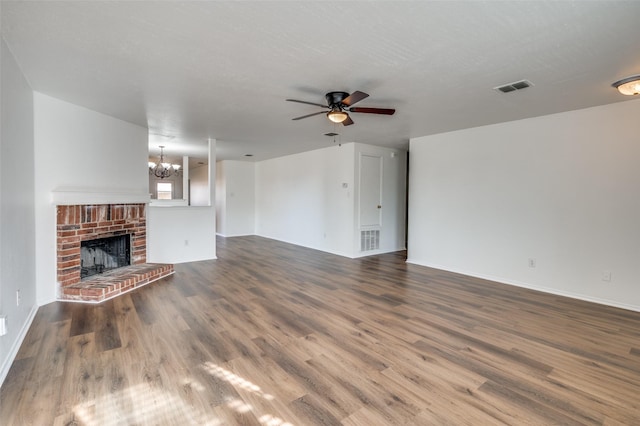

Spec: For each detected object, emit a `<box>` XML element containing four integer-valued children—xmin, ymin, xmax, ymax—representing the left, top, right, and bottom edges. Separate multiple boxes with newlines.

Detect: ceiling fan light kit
<box><xmin>287</xmin><ymin>90</ymin><xmax>395</xmax><ymax>126</ymax></box>
<box><xmin>327</xmin><ymin>109</ymin><xmax>349</xmax><ymax>123</ymax></box>
<box><xmin>612</xmin><ymin>74</ymin><xmax>640</xmax><ymax>95</ymax></box>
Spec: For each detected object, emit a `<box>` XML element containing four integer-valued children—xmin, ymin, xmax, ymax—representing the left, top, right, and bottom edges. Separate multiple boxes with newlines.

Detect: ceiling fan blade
<box><xmin>342</xmin><ymin>116</ymin><xmax>354</xmax><ymax>126</ymax></box>
<box><xmin>349</xmin><ymin>107</ymin><xmax>395</xmax><ymax>115</ymax></box>
<box><xmin>341</xmin><ymin>91</ymin><xmax>369</xmax><ymax>106</ymax></box>
<box><xmin>286</xmin><ymin>99</ymin><xmax>328</xmax><ymax>108</ymax></box>
<box><xmin>292</xmin><ymin>111</ymin><xmax>326</xmax><ymax>120</ymax></box>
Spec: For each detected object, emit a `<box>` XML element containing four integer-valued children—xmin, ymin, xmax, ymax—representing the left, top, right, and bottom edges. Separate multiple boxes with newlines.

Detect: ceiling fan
<box><xmin>286</xmin><ymin>91</ymin><xmax>395</xmax><ymax>126</ymax></box>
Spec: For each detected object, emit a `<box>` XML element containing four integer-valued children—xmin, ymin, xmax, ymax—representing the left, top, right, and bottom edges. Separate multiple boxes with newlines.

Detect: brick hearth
<box><xmin>56</xmin><ymin>203</ymin><xmax>173</xmax><ymax>303</ymax></box>
<box><xmin>60</xmin><ymin>263</ymin><xmax>174</xmax><ymax>303</ymax></box>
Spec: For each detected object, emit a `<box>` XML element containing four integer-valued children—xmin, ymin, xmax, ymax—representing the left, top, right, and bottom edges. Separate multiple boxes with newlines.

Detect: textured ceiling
<box><xmin>2</xmin><ymin>1</ymin><xmax>640</xmax><ymax>162</ymax></box>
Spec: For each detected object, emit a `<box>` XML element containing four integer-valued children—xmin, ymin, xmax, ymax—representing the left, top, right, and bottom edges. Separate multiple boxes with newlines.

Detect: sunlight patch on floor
<box><xmin>181</xmin><ymin>377</ymin><xmax>206</xmax><ymax>391</ymax></box>
<box><xmin>202</xmin><ymin>362</ymin><xmax>294</xmax><ymax>425</ymax></box>
<box><xmin>259</xmin><ymin>414</ymin><xmax>295</xmax><ymax>426</ymax></box>
<box><xmin>73</xmin><ymin>382</ymin><xmax>220</xmax><ymax>426</ymax></box>
<box><xmin>202</xmin><ymin>361</ymin><xmax>274</xmax><ymax>400</ymax></box>
<box><xmin>227</xmin><ymin>398</ymin><xmax>253</xmax><ymax>413</ymax></box>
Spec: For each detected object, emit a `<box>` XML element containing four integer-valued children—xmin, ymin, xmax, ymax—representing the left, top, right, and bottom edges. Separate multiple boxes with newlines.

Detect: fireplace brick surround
<box><xmin>56</xmin><ymin>203</ymin><xmax>173</xmax><ymax>302</ymax></box>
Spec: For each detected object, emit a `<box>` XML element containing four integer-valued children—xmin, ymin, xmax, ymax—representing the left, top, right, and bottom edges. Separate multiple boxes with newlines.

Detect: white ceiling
<box><xmin>2</xmin><ymin>1</ymin><xmax>640</xmax><ymax>162</ymax></box>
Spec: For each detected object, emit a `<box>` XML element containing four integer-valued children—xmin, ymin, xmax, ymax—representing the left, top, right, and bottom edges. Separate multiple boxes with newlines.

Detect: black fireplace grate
<box><xmin>80</xmin><ymin>234</ymin><xmax>131</xmax><ymax>279</ymax></box>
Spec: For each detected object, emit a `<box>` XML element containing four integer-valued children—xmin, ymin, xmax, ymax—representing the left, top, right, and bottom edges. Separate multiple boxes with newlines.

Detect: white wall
<box><xmin>147</xmin><ymin>140</ymin><xmax>216</xmax><ymax>263</ymax></box>
<box><xmin>256</xmin><ymin>144</ymin><xmax>355</xmax><ymax>257</ymax></box>
<box><xmin>215</xmin><ymin>161</ymin><xmax>227</xmax><ymax>234</ymax></box>
<box><xmin>216</xmin><ymin>160</ymin><xmax>255</xmax><ymax>237</ymax></box>
<box><xmin>33</xmin><ymin>92</ymin><xmax>149</xmax><ymax>304</ymax></box>
<box><xmin>146</xmin><ymin>207</ymin><xmax>217</xmax><ymax>263</ymax></box>
<box><xmin>254</xmin><ymin>142</ymin><xmax>407</xmax><ymax>258</ymax></box>
<box><xmin>1</xmin><ymin>38</ymin><xmax>38</xmax><ymax>386</ymax></box>
<box><xmin>190</xmin><ymin>164</ymin><xmax>210</xmax><ymax>206</ymax></box>
<box><xmin>352</xmin><ymin>143</ymin><xmax>407</xmax><ymax>256</ymax></box>
<box><xmin>408</xmin><ymin>99</ymin><xmax>640</xmax><ymax>311</ymax></box>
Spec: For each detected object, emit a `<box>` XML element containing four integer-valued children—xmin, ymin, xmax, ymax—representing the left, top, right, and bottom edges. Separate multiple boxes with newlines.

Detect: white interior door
<box><xmin>359</xmin><ymin>154</ymin><xmax>383</xmax><ymax>228</ymax></box>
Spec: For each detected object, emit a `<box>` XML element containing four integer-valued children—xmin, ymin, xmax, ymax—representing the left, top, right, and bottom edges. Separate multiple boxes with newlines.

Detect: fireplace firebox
<box><xmin>81</xmin><ymin>234</ymin><xmax>131</xmax><ymax>279</ymax></box>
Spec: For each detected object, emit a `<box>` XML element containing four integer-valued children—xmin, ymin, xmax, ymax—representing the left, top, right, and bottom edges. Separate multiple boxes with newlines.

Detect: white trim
<box><xmin>171</xmin><ymin>255</ymin><xmax>217</xmax><ymax>263</ymax></box>
<box><xmin>256</xmin><ymin>234</ymin><xmax>355</xmax><ymax>259</ymax></box>
<box><xmin>149</xmin><ymin>199</ymin><xmax>188</xmax><ymax>207</ymax></box>
<box><xmin>217</xmin><ymin>233</ymin><xmax>256</xmax><ymax>238</ymax></box>
<box><xmin>0</xmin><ymin>305</ymin><xmax>38</xmax><ymax>388</ymax></box>
<box><xmin>51</xmin><ymin>187</ymin><xmax>150</xmax><ymax>205</ymax></box>
<box><xmin>406</xmin><ymin>259</ymin><xmax>640</xmax><ymax>313</ymax></box>
<box><xmin>255</xmin><ymin>234</ymin><xmax>405</xmax><ymax>260</ymax></box>
<box><xmin>353</xmin><ymin>247</ymin><xmax>406</xmax><ymax>258</ymax></box>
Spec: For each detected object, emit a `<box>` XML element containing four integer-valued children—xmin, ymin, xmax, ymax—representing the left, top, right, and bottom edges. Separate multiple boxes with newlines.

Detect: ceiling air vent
<box><xmin>494</xmin><ymin>79</ymin><xmax>533</xmax><ymax>93</ymax></box>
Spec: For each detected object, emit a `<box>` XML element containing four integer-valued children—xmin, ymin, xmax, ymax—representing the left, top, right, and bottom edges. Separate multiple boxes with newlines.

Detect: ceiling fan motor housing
<box><xmin>325</xmin><ymin>91</ymin><xmax>350</xmax><ymax>107</ymax></box>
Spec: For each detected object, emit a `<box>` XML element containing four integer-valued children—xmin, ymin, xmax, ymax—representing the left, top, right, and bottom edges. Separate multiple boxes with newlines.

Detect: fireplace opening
<box><xmin>81</xmin><ymin>234</ymin><xmax>131</xmax><ymax>279</ymax></box>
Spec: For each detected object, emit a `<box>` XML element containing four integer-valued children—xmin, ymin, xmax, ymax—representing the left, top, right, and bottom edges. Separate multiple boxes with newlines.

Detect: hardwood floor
<box><xmin>2</xmin><ymin>236</ymin><xmax>640</xmax><ymax>425</ymax></box>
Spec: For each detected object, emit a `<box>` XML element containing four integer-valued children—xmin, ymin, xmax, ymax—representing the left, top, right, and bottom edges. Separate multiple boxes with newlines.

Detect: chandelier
<box><xmin>148</xmin><ymin>146</ymin><xmax>181</xmax><ymax>179</ymax></box>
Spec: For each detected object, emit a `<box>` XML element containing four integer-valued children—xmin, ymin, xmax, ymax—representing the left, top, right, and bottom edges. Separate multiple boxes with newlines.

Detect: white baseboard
<box><xmin>405</xmin><ymin>259</ymin><xmax>640</xmax><ymax>313</ymax></box>
<box><xmin>353</xmin><ymin>245</ymin><xmax>406</xmax><ymax>259</ymax></box>
<box><xmin>254</xmin><ymin>234</ymin><xmax>406</xmax><ymax>260</ymax></box>
<box><xmin>217</xmin><ymin>233</ymin><xmax>256</xmax><ymax>238</ymax></box>
<box><xmin>0</xmin><ymin>304</ymin><xmax>38</xmax><ymax>388</ymax></box>
<box><xmin>255</xmin><ymin>234</ymin><xmax>355</xmax><ymax>259</ymax></box>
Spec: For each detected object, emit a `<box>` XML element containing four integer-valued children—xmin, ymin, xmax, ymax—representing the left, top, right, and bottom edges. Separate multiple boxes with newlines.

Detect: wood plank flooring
<box><xmin>2</xmin><ymin>235</ymin><xmax>640</xmax><ymax>425</ymax></box>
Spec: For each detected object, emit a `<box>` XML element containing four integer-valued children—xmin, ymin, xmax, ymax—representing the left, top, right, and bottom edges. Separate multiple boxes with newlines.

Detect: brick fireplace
<box><xmin>57</xmin><ymin>203</ymin><xmax>173</xmax><ymax>302</ymax></box>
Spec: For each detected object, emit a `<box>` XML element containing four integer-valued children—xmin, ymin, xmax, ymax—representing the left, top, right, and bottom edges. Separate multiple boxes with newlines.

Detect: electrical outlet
<box><xmin>184</xmin><ymin>240</ymin><xmax>189</xmax><ymax>246</ymax></box>
<box><xmin>0</xmin><ymin>316</ymin><xmax>7</xmax><ymax>336</ymax></box>
<box><xmin>602</xmin><ymin>270</ymin><xmax>612</xmax><ymax>282</ymax></box>
<box><xmin>528</xmin><ymin>258</ymin><xmax>536</xmax><ymax>268</ymax></box>
<box><xmin>16</xmin><ymin>290</ymin><xmax>21</xmax><ymax>307</ymax></box>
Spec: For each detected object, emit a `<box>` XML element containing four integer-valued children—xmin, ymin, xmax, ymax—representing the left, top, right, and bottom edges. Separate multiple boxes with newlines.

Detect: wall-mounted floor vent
<box><xmin>494</xmin><ymin>79</ymin><xmax>533</xmax><ymax>93</ymax></box>
<box><xmin>361</xmin><ymin>230</ymin><xmax>380</xmax><ymax>251</ymax></box>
